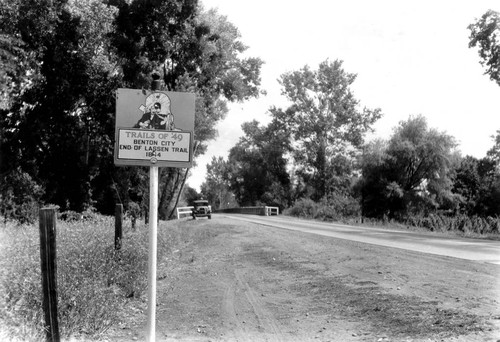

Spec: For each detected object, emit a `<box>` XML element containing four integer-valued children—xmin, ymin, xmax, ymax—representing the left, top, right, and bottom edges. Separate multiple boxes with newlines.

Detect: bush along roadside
<box><xmin>403</xmin><ymin>214</ymin><xmax>500</xmax><ymax>236</ymax></box>
<box><xmin>285</xmin><ymin>199</ymin><xmax>500</xmax><ymax>239</ymax></box>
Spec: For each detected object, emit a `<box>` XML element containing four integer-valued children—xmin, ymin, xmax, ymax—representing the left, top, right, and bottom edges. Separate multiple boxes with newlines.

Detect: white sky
<box><xmin>187</xmin><ymin>0</ymin><xmax>500</xmax><ymax>191</ymax></box>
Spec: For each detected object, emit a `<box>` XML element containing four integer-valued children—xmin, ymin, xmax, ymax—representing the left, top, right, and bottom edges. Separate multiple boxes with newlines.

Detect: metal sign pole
<box><xmin>146</xmin><ymin>165</ymin><xmax>158</xmax><ymax>342</ymax></box>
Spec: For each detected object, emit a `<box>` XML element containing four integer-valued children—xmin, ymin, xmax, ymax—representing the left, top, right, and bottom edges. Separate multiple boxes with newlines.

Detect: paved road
<box><xmin>222</xmin><ymin>214</ymin><xmax>500</xmax><ymax>265</ymax></box>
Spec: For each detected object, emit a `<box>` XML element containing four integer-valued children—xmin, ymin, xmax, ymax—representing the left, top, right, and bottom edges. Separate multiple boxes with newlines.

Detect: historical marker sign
<box><xmin>114</xmin><ymin>88</ymin><xmax>196</xmax><ymax>342</ymax></box>
<box><xmin>114</xmin><ymin>88</ymin><xmax>195</xmax><ymax>168</ymax></box>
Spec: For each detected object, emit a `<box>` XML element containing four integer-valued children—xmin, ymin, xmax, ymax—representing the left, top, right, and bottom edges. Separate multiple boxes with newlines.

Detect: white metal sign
<box><xmin>117</xmin><ymin>129</ymin><xmax>192</xmax><ymax>164</ymax></box>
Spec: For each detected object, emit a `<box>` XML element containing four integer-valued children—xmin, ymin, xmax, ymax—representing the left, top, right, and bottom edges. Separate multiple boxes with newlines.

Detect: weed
<box><xmin>0</xmin><ymin>215</ymin><xmax>155</xmax><ymax>341</ymax></box>
<box><xmin>286</xmin><ymin>200</ymin><xmax>500</xmax><ymax>239</ymax></box>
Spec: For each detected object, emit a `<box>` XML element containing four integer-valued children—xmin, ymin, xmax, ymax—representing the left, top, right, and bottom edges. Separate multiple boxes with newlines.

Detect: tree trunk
<box><xmin>158</xmin><ymin>168</ymin><xmax>178</xmax><ymax>220</ymax></box>
<box><xmin>168</xmin><ymin>168</ymin><xmax>190</xmax><ymax>220</ymax></box>
<box><xmin>314</xmin><ymin>138</ymin><xmax>328</xmax><ymax>200</ymax></box>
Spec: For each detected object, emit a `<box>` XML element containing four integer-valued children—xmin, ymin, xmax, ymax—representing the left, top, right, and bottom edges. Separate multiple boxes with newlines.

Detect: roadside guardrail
<box><xmin>176</xmin><ymin>206</ymin><xmax>279</xmax><ymax>219</ymax></box>
<box><xmin>176</xmin><ymin>206</ymin><xmax>193</xmax><ymax>219</ymax></box>
<box><xmin>215</xmin><ymin>206</ymin><xmax>279</xmax><ymax>216</ymax></box>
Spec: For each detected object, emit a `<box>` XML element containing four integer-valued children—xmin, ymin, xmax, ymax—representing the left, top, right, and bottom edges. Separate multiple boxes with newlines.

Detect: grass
<box><xmin>0</xmin><ymin>212</ymin><xmax>223</xmax><ymax>341</ymax></box>
<box><xmin>0</xmin><ymin>215</ymin><xmax>159</xmax><ymax>341</ymax></box>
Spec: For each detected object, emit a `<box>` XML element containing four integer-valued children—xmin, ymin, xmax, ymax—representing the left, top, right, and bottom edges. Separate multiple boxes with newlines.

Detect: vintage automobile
<box><xmin>191</xmin><ymin>200</ymin><xmax>212</xmax><ymax>219</ymax></box>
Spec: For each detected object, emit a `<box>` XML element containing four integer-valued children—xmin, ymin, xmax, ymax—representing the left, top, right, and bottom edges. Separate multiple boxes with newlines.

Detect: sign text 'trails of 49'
<box><xmin>114</xmin><ymin>88</ymin><xmax>195</xmax><ymax>168</ymax></box>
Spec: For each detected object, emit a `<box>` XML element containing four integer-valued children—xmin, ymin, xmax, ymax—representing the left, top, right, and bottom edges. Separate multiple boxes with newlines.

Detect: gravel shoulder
<box><xmin>107</xmin><ymin>216</ymin><xmax>500</xmax><ymax>342</ymax></box>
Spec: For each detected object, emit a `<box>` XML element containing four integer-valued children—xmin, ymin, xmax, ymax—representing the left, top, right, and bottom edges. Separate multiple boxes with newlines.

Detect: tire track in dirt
<box><xmin>221</xmin><ymin>280</ymin><xmax>247</xmax><ymax>341</ymax></box>
<box><xmin>233</xmin><ymin>269</ymin><xmax>287</xmax><ymax>342</ymax></box>
<box><xmin>219</xmin><ymin>267</ymin><xmax>289</xmax><ymax>342</ymax></box>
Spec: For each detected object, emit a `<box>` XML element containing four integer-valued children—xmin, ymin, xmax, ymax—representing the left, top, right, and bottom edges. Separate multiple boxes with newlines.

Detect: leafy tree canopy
<box><xmin>0</xmin><ymin>0</ymin><xmax>263</xmax><ymax>216</ymax></box>
<box><xmin>361</xmin><ymin>115</ymin><xmax>459</xmax><ymax>218</ymax></box>
<box><xmin>227</xmin><ymin>119</ymin><xmax>292</xmax><ymax>209</ymax></box>
<box><xmin>273</xmin><ymin>59</ymin><xmax>382</xmax><ymax>200</ymax></box>
<box><xmin>469</xmin><ymin>10</ymin><xmax>500</xmax><ymax>86</ymax></box>
<box><xmin>200</xmin><ymin>156</ymin><xmax>236</xmax><ymax>209</ymax></box>
<box><xmin>486</xmin><ymin>129</ymin><xmax>500</xmax><ymax>166</ymax></box>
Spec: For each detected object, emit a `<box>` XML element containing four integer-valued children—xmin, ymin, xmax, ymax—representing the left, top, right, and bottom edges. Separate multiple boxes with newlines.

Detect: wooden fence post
<box><xmin>115</xmin><ymin>204</ymin><xmax>123</xmax><ymax>250</ymax></box>
<box><xmin>39</xmin><ymin>208</ymin><xmax>60</xmax><ymax>342</ymax></box>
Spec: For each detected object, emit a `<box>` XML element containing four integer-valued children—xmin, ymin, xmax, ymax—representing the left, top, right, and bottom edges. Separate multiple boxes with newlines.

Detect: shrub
<box><xmin>126</xmin><ymin>201</ymin><xmax>142</xmax><ymax>230</ymax></box>
<box><xmin>286</xmin><ymin>195</ymin><xmax>361</xmax><ymax>222</ymax></box>
<box><xmin>59</xmin><ymin>210</ymin><xmax>83</xmax><ymax>222</ymax></box>
<box><xmin>487</xmin><ymin>216</ymin><xmax>500</xmax><ymax>234</ymax></box>
<box><xmin>286</xmin><ymin>198</ymin><xmax>319</xmax><ymax>219</ymax></box>
<box><xmin>404</xmin><ymin>213</ymin><xmax>500</xmax><ymax>237</ymax></box>
<box><xmin>0</xmin><ymin>168</ymin><xmax>44</xmax><ymax>224</ymax></box>
<box><xmin>324</xmin><ymin>195</ymin><xmax>361</xmax><ymax>218</ymax></box>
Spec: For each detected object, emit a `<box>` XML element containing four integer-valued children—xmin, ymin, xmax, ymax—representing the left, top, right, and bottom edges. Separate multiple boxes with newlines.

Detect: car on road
<box><xmin>191</xmin><ymin>200</ymin><xmax>212</xmax><ymax>219</ymax></box>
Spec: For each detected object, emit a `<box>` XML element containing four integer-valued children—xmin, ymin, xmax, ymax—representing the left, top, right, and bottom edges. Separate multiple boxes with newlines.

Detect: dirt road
<box><xmin>107</xmin><ymin>216</ymin><xmax>500</xmax><ymax>342</ymax></box>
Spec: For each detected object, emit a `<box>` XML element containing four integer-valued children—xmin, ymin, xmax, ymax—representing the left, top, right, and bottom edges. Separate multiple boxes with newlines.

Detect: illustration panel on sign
<box><xmin>134</xmin><ymin>92</ymin><xmax>181</xmax><ymax>131</ymax></box>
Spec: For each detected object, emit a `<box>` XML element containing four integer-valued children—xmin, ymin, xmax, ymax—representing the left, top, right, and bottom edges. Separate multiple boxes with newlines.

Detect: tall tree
<box><xmin>468</xmin><ymin>10</ymin><xmax>500</xmax><ymax>86</ymax></box>
<box><xmin>0</xmin><ymin>0</ymin><xmax>36</xmax><ymax>109</ymax></box>
<box><xmin>467</xmin><ymin>12</ymin><xmax>500</xmax><ymax>217</ymax></box>
<box><xmin>200</xmin><ymin>156</ymin><xmax>234</xmax><ymax>209</ymax></box>
<box><xmin>452</xmin><ymin>154</ymin><xmax>500</xmax><ymax>217</ymax></box>
<box><xmin>0</xmin><ymin>0</ymin><xmax>120</xmax><ymax>211</ymax></box>
<box><xmin>476</xmin><ymin>132</ymin><xmax>500</xmax><ymax>216</ymax></box>
<box><xmin>452</xmin><ymin>155</ymin><xmax>481</xmax><ymax>214</ymax></box>
<box><xmin>274</xmin><ymin>59</ymin><xmax>382</xmax><ymax>200</ymax></box>
<box><xmin>0</xmin><ymin>0</ymin><xmax>263</xmax><ymax>217</ymax></box>
<box><xmin>361</xmin><ymin>115</ymin><xmax>459</xmax><ymax>218</ymax></box>
<box><xmin>227</xmin><ymin>119</ymin><xmax>291</xmax><ymax>209</ymax></box>
<box><xmin>109</xmin><ymin>1</ymin><xmax>263</xmax><ymax>218</ymax></box>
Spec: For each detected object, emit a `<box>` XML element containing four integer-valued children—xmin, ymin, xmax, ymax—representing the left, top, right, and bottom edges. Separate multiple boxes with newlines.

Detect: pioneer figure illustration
<box><xmin>134</xmin><ymin>92</ymin><xmax>179</xmax><ymax>130</ymax></box>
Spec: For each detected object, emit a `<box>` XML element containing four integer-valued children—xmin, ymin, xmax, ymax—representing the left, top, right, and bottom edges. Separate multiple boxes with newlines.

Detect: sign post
<box><xmin>146</xmin><ymin>165</ymin><xmax>158</xmax><ymax>341</ymax></box>
<box><xmin>114</xmin><ymin>88</ymin><xmax>195</xmax><ymax>341</ymax></box>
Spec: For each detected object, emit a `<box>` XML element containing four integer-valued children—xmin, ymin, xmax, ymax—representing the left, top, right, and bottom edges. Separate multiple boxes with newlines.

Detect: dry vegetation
<box><xmin>1</xmin><ymin>215</ymin><xmax>499</xmax><ymax>342</ymax></box>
